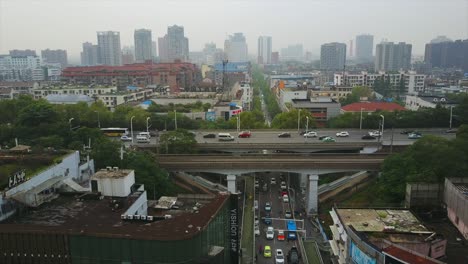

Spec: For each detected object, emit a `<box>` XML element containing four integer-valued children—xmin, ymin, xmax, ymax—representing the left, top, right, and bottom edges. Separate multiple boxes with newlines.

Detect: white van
<box><xmin>136</xmin><ymin>135</ymin><xmax>150</xmax><ymax>143</ymax></box>
<box><xmin>218</xmin><ymin>133</ymin><xmax>235</xmax><ymax>141</ymax></box>
<box><xmin>138</xmin><ymin>132</ymin><xmax>151</xmax><ymax>139</ymax></box>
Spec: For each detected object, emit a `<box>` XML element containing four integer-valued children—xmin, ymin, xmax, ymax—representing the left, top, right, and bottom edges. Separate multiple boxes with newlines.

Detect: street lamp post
<box><xmin>305</xmin><ymin>116</ymin><xmax>309</xmax><ymax>143</ymax></box>
<box><xmin>130</xmin><ymin>116</ymin><xmax>135</xmax><ymax>144</ymax></box>
<box><xmin>359</xmin><ymin>108</ymin><xmax>364</xmax><ymax>130</ymax></box>
<box><xmin>297</xmin><ymin>109</ymin><xmax>301</xmax><ymax>133</ymax></box>
<box><xmin>94</xmin><ymin>111</ymin><xmax>101</xmax><ymax>128</ymax></box>
<box><xmin>68</xmin><ymin>118</ymin><xmax>74</xmax><ymax>131</ymax></box>
<box><xmin>174</xmin><ymin>110</ymin><xmax>178</xmax><ymax>130</ymax></box>
<box><xmin>380</xmin><ymin>115</ymin><xmax>385</xmax><ymax>142</ymax></box>
<box><xmin>146</xmin><ymin>117</ymin><xmax>151</xmax><ymax>133</ymax></box>
<box><xmin>449</xmin><ymin>106</ymin><xmax>453</xmax><ymax>129</ymax></box>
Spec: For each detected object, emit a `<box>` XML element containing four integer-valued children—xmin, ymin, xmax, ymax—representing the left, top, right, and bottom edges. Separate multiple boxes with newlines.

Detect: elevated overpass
<box><xmin>156</xmin><ymin>153</ymin><xmax>387</xmax><ymax>215</ymax></box>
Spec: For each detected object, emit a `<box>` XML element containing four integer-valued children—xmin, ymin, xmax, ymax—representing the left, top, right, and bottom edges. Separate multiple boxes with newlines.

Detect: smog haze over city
<box><xmin>0</xmin><ymin>0</ymin><xmax>466</xmax><ymax>63</ymax></box>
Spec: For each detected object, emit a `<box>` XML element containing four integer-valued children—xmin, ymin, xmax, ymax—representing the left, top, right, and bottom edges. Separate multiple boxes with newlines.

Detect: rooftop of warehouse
<box><xmin>0</xmin><ymin>191</ymin><xmax>229</xmax><ymax>241</ymax></box>
<box><xmin>336</xmin><ymin>208</ymin><xmax>430</xmax><ymax>233</ymax></box>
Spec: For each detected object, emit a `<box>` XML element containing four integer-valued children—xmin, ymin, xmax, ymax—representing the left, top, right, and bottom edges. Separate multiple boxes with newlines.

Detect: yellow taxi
<box><xmin>263</xmin><ymin>245</ymin><xmax>272</xmax><ymax>258</ymax></box>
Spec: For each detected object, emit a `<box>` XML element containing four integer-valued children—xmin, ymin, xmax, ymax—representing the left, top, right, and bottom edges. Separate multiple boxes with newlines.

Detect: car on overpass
<box><xmin>278</xmin><ymin>132</ymin><xmax>291</xmax><ymax>138</ymax></box>
<box><xmin>362</xmin><ymin>134</ymin><xmax>377</xmax><ymax>140</ymax></box>
<box><xmin>202</xmin><ymin>133</ymin><xmax>216</xmax><ymax>138</ymax></box>
<box><xmin>120</xmin><ymin>135</ymin><xmax>132</xmax><ymax>141</ymax></box>
<box><xmin>368</xmin><ymin>130</ymin><xmax>382</xmax><ymax>137</ymax></box>
<box><xmin>400</xmin><ymin>130</ymin><xmax>415</xmax><ymax>135</ymax></box>
<box><xmin>218</xmin><ymin>133</ymin><xmax>235</xmax><ymax>141</ymax></box>
<box><xmin>321</xmin><ymin>136</ymin><xmax>336</xmax><ymax>142</ymax></box>
<box><xmin>238</xmin><ymin>131</ymin><xmax>252</xmax><ymax>138</ymax></box>
<box><xmin>408</xmin><ymin>132</ymin><xmax>422</xmax><ymax>139</ymax></box>
<box><xmin>445</xmin><ymin>128</ymin><xmax>457</xmax><ymax>133</ymax></box>
<box><xmin>303</xmin><ymin>131</ymin><xmax>317</xmax><ymax>138</ymax></box>
<box><xmin>336</xmin><ymin>131</ymin><xmax>349</xmax><ymax>137</ymax></box>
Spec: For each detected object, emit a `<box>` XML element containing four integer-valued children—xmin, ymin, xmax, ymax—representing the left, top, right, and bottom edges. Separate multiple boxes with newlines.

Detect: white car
<box><xmin>285</xmin><ymin>210</ymin><xmax>292</xmax><ymax>218</ymax></box>
<box><xmin>270</xmin><ymin>178</ymin><xmax>276</xmax><ymax>185</ymax></box>
<box><xmin>266</xmin><ymin>226</ymin><xmax>274</xmax><ymax>240</ymax></box>
<box><xmin>280</xmin><ymin>181</ymin><xmax>287</xmax><ymax>190</ymax></box>
<box><xmin>282</xmin><ymin>194</ymin><xmax>289</xmax><ymax>203</ymax></box>
<box><xmin>368</xmin><ymin>130</ymin><xmax>381</xmax><ymax>137</ymax></box>
<box><xmin>275</xmin><ymin>249</ymin><xmax>285</xmax><ymax>264</ymax></box>
<box><xmin>336</xmin><ymin>131</ymin><xmax>349</xmax><ymax>137</ymax></box>
<box><xmin>303</xmin><ymin>131</ymin><xmax>317</xmax><ymax>138</ymax></box>
<box><xmin>120</xmin><ymin>135</ymin><xmax>132</xmax><ymax>141</ymax></box>
<box><xmin>254</xmin><ymin>225</ymin><xmax>260</xmax><ymax>236</ymax></box>
<box><xmin>254</xmin><ymin>215</ymin><xmax>259</xmax><ymax>225</ymax></box>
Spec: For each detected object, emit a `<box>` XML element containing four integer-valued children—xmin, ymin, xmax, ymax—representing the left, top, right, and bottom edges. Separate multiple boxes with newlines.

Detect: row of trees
<box><xmin>252</xmin><ymin>68</ymin><xmax>282</xmax><ymax>118</ymax></box>
<box><xmin>375</xmin><ymin>125</ymin><xmax>468</xmax><ymax>204</ymax></box>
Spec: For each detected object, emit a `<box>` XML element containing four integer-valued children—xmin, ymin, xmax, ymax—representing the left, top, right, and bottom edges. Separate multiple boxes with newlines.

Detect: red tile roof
<box><xmin>342</xmin><ymin>102</ymin><xmax>406</xmax><ymax>112</ymax></box>
<box><xmin>383</xmin><ymin>246</ymin><xmax>445</xmax><ymax>264</ymax></box>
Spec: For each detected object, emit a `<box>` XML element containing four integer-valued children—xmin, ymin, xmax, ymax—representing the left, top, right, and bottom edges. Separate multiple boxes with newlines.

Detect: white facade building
<box><xmin>279</xmin><ymin>89</ymin><xmax>308</xmax><ymax>109</ymax></box>
<box><xmin>224</xmin><ymin>33</ymin><xmax>248</xmax><ymax>63</ymax></box>
<box><xmin>405</xmin><ymin>95</ymin><xmax>456</xmax><ymax>110</ymax></box>
<box><xmin>91</xmin><ymin>168</ymin><xmax>135</xmax><ymax>197</ymax></box>
<box><xmin>0</xmin><ymin>55</ymin><xmax>43</xmax><ymax>81</ymax></box>
<box><xmin>257</xmin><ymin>36</ymin><xmax>272</xmax><ymax>64</ymax></box>
<box><xmin>334</xmin><ymin>71</ymin><xmax>425</xmax><ymax>94</ymax></box>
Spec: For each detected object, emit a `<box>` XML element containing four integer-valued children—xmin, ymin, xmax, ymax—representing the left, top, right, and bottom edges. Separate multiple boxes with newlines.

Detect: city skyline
<box><xmin>0</xmin><ymin>0</ymin><xmax>466</xmax><ymax>63</ymax></box>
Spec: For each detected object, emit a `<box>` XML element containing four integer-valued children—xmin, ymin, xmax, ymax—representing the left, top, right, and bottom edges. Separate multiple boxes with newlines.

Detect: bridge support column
<box><xmin>300</xmin><ymin>173</ymin><xmax>307</xmax><ymax>189</ymax></box>
<box><xmin>227</xmin><ymin>174</ymin><xmax>237</xmax><ymax>194</ymax></box>
<box><xmin>305</xmin><ymin>174</ymin><xmax>319</xmax><ymax>215</ymax></box>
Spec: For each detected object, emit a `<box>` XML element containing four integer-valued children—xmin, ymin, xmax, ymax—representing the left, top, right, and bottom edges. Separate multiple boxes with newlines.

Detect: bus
<box><xmin>100</xmin><ymin>128</ymin><xmax>129</xmax><ymax>137</ymax></box>
<box><xmin>287</xmin><ymin>220</ymin><xmax>297</xmax><ymax>240</ymax></box>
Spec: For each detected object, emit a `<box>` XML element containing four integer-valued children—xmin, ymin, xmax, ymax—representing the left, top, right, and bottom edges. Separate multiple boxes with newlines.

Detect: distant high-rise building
<box><xmin>158</xmin><ymin>25</ymin><xmax>189</xmax><ymax>62</ymax></box>
<box><xmin>320</xmin><ymin>42</ymin><xmax>346</xmax><ymax>71</ymax></box>
<box><xmin>375</xmin><ymin>42</ymin><xmax>412</xmax><ymax>72</ymax></box>
<box><xmin>97</xmin><ymin>31</ymin><xmax>122</xmax><ymax>66</ymax></box>
<box><xmin>425</xmin><ymin>39</ymin><xmax>468</xmax><ymax>72</ymax></box>
<box><xmin>349</xmin><ymin>40</ymin><xmax>354</xmax><ymax>57</ymax></box>
<box><xmin>203</xmin><ymin>42</ymin><xmax>223</xmax><ymax>65</ymax></box>
<box><xmin>41</xmin><ymin>49</ymin><xmax>68</xmax><ymax>67</ymax></box>
<box><xmin>280</xmin><ymin>44</ymin><xmax>303</xmax><ymax>61</ymax></box>
<box><xmin>121</xmin><ymin>46</ymin><xmax>135</xmax><ymax>65</ymax></box>
<box><xmin>224</xmin><ymin>33</ymin><xmax>249</xmax><ymax>62</ymax></box>
<box><xmin>9</xmin><ymin>50</ymin><xmax>36</xmax><ymax>57</ymax></box>
<box><xmin>355</xmin><ymin>34</ymin><xmax>374</xmax><ymax>62</ymax></box>
<box><xmin>134</xmin><ymin>29</ymin><xmax>152</xmax><ymax>62</ymax></box>
<box><xmin>152</xmin><ymin>41</ymin><xmax>157</xmax><ymax>59</ymax></box>
<box><xmin>80</xmin><ymin>42</ymin><xmax>99</xmax><ymax>66</ymax></box>
<box><xmin>430</xmin><ymin>35</ymin><xmax>453</xmax><ymax>44</ymax></box>
<box><xmin>257</xmin><ymin>36</ymin><xmax>272</xmax><ymax>64</ymax></box>
<box><xmin>271</xmin><ymin>52</ymin><xmax>279</xmax><ymax>64</ymax></box>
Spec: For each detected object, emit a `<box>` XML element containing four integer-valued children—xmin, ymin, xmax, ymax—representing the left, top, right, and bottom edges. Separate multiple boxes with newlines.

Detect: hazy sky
<box><xmin>0</xmin><ymin>0</ymin><xmax>467</xmax><ymax>62</ymax></box>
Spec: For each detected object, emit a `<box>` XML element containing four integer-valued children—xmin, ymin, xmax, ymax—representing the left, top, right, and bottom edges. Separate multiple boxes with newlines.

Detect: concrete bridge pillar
<box><xmin>300</xmin><ymin>173</ymin><xmax>307</xmax><ymax>189</ymax></box>
<box><xmin>227</xmin><ymin>174</ymin><xmax>237</xmax><ymax>193</ymax></box>
<box><xmin>305</xmin><ymin>174</ymin><xmax>319</xmax><ymax>215</ymax></box>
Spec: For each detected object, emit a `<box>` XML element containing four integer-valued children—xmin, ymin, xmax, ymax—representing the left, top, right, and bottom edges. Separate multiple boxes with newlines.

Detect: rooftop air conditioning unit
<box><xmin>134</xmin><ymin>215</ymin><xmax>141</xmax><ymax>220</ymax></box>
<box><xmin>140</xmin><ymin>215</ymin><xmax>147</xmax><ymax>221</ymax></box>
<box><xmin>106</xmin><ymin>166</ymin><xmax>112</xmax><ymax>171</ymax></box>
<box><xmin>127</xmin><ymin>215</ymin><xmax>134</xmax><ymax>220</ymax></box>
<box><xmin>440</xmin><ymin>98</ymin><xmax>446</xmax><ymax>102</ymax></box>
<box><xmin>113</xmin><ymin>167</ymin><xmax>118</xmax><ymax>171</ymax></box>
<box><xmin>164</xmin><ymin>215</ymin><xmax>172</xmax><ymax>219</ymax></box>
<box><xmin>147</xmin><ymin>216</ymin><xmax>154</xmax><ymax>221</ymax></box>
<box><xmin>433</xmin><ymin>98</ymin><xmax>439</xmax><ymax>102</ymax></box>
<box><xmin>121</xmin><ymin>215</ymin><xmax>127</xmax><ymax>220</ymax></box>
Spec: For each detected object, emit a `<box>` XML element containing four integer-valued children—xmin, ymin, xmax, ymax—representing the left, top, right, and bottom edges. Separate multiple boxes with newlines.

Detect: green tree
<box><xmin>159</xmin><ymin>129</ymin><xmax>197</xmax><ymax>154</ymax></box>
<box><xmin>271</xmin><ymin>109</ymin><xmax>314</xmax><ymax>129</ymax></box>
<box><xmin>18</xmin><ymin>100</ymin><xmax>58</xmax><ymax>126</ymax></box>
<box><xmin>123</xmin><ymin>151</ymin><xmax>175</xmax><ymax>199</ymax></box>
<box><xmin>340</xmin><ymin>86</ymin><xmax>373</xmax><ymax>106</ymax></box>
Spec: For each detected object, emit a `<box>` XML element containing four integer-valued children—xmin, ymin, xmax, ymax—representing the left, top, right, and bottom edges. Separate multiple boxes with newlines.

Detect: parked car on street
<box><xmin>336</xmin><ymin>131</ymin><xmax>349</xmax><ymax>137</ymax></box>
<box><xmin>203</xmin><ymin>133</ymin><xmax>216</xmax><ymax>138</ymax></box>
<box><xmin>278</xmin><ymin>132</ymin><xmax>291</xmax><ymax>138</ymax></box>
<box><xmin>254</xmin><ymin>224</ymin><xmax>260</xmax><ymax>236</ymax></box>
<box><xmin>238</xmin><ymin>131</ymin><xmax>252</xmax><ymax>138</ymax></box>
<box><xmin>303</xmin><ymin>131</ymin><xmax>317</xmax><ymax>138</ymax></box>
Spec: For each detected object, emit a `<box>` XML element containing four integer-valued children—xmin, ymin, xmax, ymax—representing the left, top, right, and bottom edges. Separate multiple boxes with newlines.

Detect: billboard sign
<box><xmin>205</xmin><ymin>111</ymin><xmax>216</xmax><ymax>122</ymax></box>
<box><xmin>350</xmin><ymin>241</ymin><xmax>376</xmax><ymax>264</ymax></box>
<box><xmin>230</xmin><ymin>193</ymin><xmax>239</xmax><ymax>263</ymax></box>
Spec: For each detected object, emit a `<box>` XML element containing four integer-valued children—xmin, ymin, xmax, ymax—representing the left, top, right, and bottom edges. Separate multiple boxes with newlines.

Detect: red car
<box><xmin>238</xmin><ymin>131</ymin><xmax>252</xmax><ymax>138</ymax></box>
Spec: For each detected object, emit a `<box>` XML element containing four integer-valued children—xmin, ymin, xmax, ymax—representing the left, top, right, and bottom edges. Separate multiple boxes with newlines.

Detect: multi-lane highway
<box><xmin>255</xmin><ymin>172</ymin><xmax>303</xmax><ymax>264</ymax></box>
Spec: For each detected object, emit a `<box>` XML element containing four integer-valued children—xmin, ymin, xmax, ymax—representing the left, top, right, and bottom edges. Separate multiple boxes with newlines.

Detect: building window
<box><xmin>455</xmin><ymin>216</ymin><xmax>459</xmax><ymax>225</ymax></box>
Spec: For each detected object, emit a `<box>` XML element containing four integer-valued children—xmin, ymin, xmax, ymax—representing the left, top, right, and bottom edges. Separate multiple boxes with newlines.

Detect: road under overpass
<box><xmin>156</xmin><ymin>153</ymin><xmax>387</xmax><ymax>215</ymax></box>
